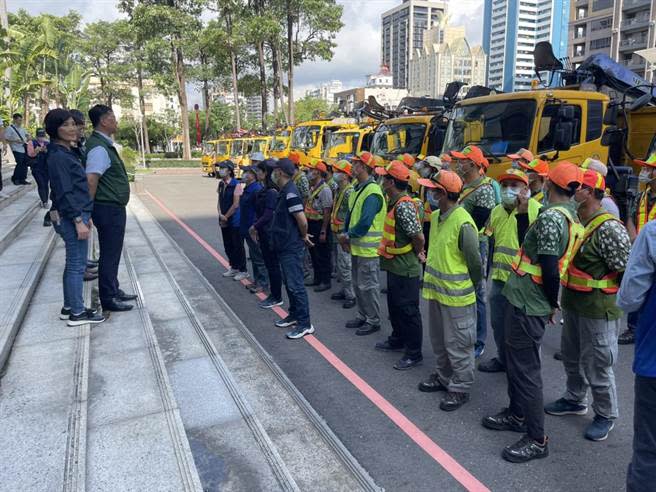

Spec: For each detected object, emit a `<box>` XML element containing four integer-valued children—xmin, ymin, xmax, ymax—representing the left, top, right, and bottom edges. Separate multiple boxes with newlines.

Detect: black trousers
<box><xmin>307</xmin><ymin>219</ymin><xmax>331</xmax><ymax>285</ymax></box>
<box><xmin>627</xmin><ymin>375</ymin><xmax>656</xmax><ymax>491</ymax></box>
<box><xmin>92</xmin><ymin>203</ymin><xmax>126</xmax><ymax>305</ymax></box>
<box><xmin>504</xmin><ymin>305</ymin><xmax>548</xmax><ymax>440</ymax></box>
<box><xmin>387</xmin><ymin>271</ymin><xmax>423</xmax><ymax>358</ymax></box>
<box><xmin>32</xmin><ymin>163</ymin><xmax>49</xmax><ymax>203</ymax></box>
<box><xmin>11</xmin><ymin>151</ymin><xmax>29</xmax><ymax>183</ymax></box>
<box><xmin>260</xmin><ymin>235</ymin><xmax>282</xmax><ymax>301</ymax></box>
<box><xmin>221</xmin><ymin>225</ymin><xmax>246</xmax><ymax>272</ymax></box>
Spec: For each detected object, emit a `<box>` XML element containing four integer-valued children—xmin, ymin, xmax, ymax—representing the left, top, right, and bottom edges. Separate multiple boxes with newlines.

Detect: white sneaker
<box><xmin>233</xmin><ymin>271</ymin><xmax>249</xmax><ymax>281</ymax></box>
<box><xmin>222</xmin><ymin>268</ymin><xmax>238</xmax><ymax>277</ymax></box>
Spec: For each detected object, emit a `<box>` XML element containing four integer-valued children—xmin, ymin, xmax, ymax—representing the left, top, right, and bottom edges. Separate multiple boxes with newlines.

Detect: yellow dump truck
<box><xmin>290</xmin><ymin>119</ymin><xmax>359</xmax><ymax>166</ymax></box>
<box><xmin>322</xmin><ymin>125</ymin><xmax>375</xmax><ymax>164</ymax></box>
<box><xmin>201</xmin><ymin>140</ymin><xmax>219</xmax><ymax>176</ymax></box>
<box><xmin>270</xmin><ymin>127</ymin><xmax>292</xmax><ymax>159</ymax></box>
<box><xmin>369</xmin><ymin>114</ymin><xmax>446</xmax><ymax>164</ymax></box>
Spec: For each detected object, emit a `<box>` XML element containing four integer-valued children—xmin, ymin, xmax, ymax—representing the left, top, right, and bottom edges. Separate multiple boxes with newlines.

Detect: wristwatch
<box><xmin>74</xmin><ymin>216</ymin><xmax>83</xmax><ymax>224</ymax></box>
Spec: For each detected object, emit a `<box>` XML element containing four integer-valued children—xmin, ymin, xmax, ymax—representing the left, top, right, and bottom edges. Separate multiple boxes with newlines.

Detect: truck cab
<box><xmin>322</xmin><ymin>125</ymin><xmax>374</xmax><ymax>164</ymax></box>
<box><xmin>270</xmin><ymin>127</ymin><xmax>292</xmax><ymax>159</ymax></box>
<box><xmin>290</xmin><ymin>119</ymin><xmax>356</xmax><ymax>166</ymax></box>
<box><xmin>201</xmin><ymin>140</ymin><xmax>219</xmax><ymax>176</ymax></box>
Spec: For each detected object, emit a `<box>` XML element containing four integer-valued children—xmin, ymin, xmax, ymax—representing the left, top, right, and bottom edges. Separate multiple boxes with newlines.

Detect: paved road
<box><xmin>138</xmin><ymin>173</ymin><xmax>635</xmax><ymax>492</ymax></box>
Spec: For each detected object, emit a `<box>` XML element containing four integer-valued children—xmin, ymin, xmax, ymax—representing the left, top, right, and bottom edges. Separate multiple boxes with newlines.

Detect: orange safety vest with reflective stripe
<box><xmin>330</xmin><ymin>184</ymin><xmax>353</xmax><ymax>233</ymax></box>
<box><xmin>511</xmin><ymin>205</ymin><xmax>583</xmax><ymax>284</ymax></box>
<box><xmin>378</xmin><ymin>195</ymin><xmax>420</xmax><ymax>259</ymax></box>
<box><xmin>636</xmin><ymin>190</ymin><xmax>656</xmax><ymax>234</ymax></box>
<box><xmin>561</xmin><ymin>212</ymin><xmax>621</xmax><ymax>294</ymax></box>
<box><xmin>305</xmin><ymin>182</ymin><xmax>328</xmax><ymax>221</ymax></box>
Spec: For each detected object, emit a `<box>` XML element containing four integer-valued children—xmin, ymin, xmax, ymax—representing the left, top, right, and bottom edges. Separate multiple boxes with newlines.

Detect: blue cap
<box><xmin>267</xmin><ymin>158</ymin><xmax>296</xmax><ymax>176</ymax></box>
<box><xmin>218</xmin><ymin>160</ymin><xmax>235</xmax><ymax>171</ymax></box>
<box><xmin>241</xmin><ymin>165</ymin><xmax>258</xmax><ymax>174</ymax></box>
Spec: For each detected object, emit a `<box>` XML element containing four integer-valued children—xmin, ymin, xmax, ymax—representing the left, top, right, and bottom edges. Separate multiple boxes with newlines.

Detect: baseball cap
<box><xmin>418</xmin><ymin>170</ymin><xmax>463</xmax><ymax>193</ymax></box>
<box><xmin>267</xmin><ymin>158</ymin><xmax>296</xmax><ymax>176</ymax></box>
<box><xmin>218</xmin><ymin>160</ymin><xmax>235</xmax><ymax>171</ymax></box>
<box><xmin>634</xmin><ymin>153</ymin><xmax>656</xmax><ymax>168</ymax></box>
<box><xmin>548</xmin><ymin>161</ymin><xmax>584</xmax><ymax>190</ymax></box>
<box><xmin>507</xmin><ymin>148</ymin><xmax>534</xmax><ymax>162</ymax></box>
<box><xmin>498</xmin><ymin>168</ymin><xmax>529</xmax><ymax>185</ymax></box>
<box><xmin>581</xmin><ymin>169</ymin><xmax>606</xmax><ymax>191</ymax></box>
<box><xmin>351</xmin><ymin>151</ymin><xmax>377</xmax><ymax>168</ymax></box>
<box><xmin>519</xmin><ymin>158</ymin><xmax>549</xmax><ymax>176</ymax></box>
<box><xmin>580</xmin><ymin>157</ymin><xmax>608</xmax><ymax>177</ymax></box>
<box><xmin>398</xmin><ymin>153</ymin><xmax>415</xmax><ymax>169</ymax></box>
<box><xmin>375</xmin><ymin>160</ymin><xmax>411</xmax><ymax>182</ymax></box>
<box><xmin>333</xmin><ymin>159</ymin><xmax>352</xmax><ymax>176</ymax></box>
<box><xmin>450</xmin><ymin>145</ymin><xmax>489</xmax><ymax>168</ymax></box>
<box><xmin>240</xmin><ymin>165</ymin><xmax>258</xmax><ymax>174</ymax></box>
<box><xmin>307</xmin><ymin>160</ymin><xmax>328</xmax><ymax>173</ymax></box>
<box><xmin>423</xmin><ymin>155</ymin><xmax>442</xmax><ymax>170</ymax></box>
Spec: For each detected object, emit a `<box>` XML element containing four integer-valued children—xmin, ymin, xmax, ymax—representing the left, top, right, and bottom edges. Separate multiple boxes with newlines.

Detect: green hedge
<box><xmin>146</xmin><ymin>159</ymin><xmax>200</xmax><ymax>168</ymax></box>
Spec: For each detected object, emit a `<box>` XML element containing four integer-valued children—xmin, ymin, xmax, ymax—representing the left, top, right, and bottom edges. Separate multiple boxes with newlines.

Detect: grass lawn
<box><xmin>146</xmin><ymin>159</ymin><xmax>201</xmax><ymax>168</ymax></box>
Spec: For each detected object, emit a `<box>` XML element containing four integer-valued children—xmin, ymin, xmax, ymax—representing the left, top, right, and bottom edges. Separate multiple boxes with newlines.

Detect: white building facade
<box><xmin>306</xmin><ymin>80</ymin><xmax>344</xmax><ymax>104</ymax></box>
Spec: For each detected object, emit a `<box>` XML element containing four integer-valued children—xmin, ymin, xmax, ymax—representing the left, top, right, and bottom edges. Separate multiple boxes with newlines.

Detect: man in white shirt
<box><xmin>4</xmin><ymin>113</ymin><xmax>31</xmax><ymax>185</ymax></box>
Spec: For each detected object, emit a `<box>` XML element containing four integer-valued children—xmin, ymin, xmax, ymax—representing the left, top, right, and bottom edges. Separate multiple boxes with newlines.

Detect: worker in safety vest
<box><xmin>619</xmin><ymin>153</ymin><xmax>656</xmax><ymax>345</ymax></box>
<box><xmin>414</xmin><ymin>156</ymin><xmax>443</xmax><ymax>239</ymax></box>
<box><xmin>330</xmin><ymin>160</ymin><xmax>356</xmax><ymax>309</ymax></box>
<box><xmin>518</xmin><ymin>158</ymin><xmax>549</xmax><ymax>204</ymax></box>
<box><xmin>374</xmin><ymin>160</ymin><xmax>425</xmax><ymax>370</ymax></box>
<box><xmin>545</xmin><ymin>169</ymin><xmax>631</xmax><ymax>442</ymax></box>
<box><xmin>304</xmin><ymin>160</ymin><xmax>333</xmax><ymax>292</ymax></box>
<box><xmin>288</xmin><ymin>151</ymin><xmax>310</xmax><ymax>201</ymax></box>
<box><xmin>483</xmin><ymin>161</ymin><xmax>584</xmax><ymax>464</ymax></box>
<box><xmin>580</xmin><ymin>158</ymin><xmax>620</xmax><ymax>218</ymax></box>
<box><xmin>452</xmin><ymin>145</ymin><xmax>497</xmax><ymax>360</ymax></box>
<box><xmin>478</xmin><ymin>169</ymin><xmax>541</xmax><ymax>373</ymax></box>
<box><xmin>339</xmin><ymin>151</ymin><xmax>387</xmax><ymax>336</ymax></box>
<box><xmin>416</xmin><ymin>170</ymin><xmax>482</xmax><ymax>411</ymax></box>
<box><xmin>507</xmin><ymin>148</ymin><xmax>534</xmax><ymax>170</ymax></box>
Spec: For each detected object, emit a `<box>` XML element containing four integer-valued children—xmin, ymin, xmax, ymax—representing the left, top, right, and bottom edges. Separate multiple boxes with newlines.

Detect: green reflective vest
<box><xmin>347</xmin><ymin>180</ymin><xmax>386</xmax><ymax>258</ymax></box>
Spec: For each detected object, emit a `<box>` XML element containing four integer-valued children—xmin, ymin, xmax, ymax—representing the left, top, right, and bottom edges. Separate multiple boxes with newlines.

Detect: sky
<box><xmin>8</xmin><ymin>0</ymin><xmax>485</xmax><ymax>100</ymax></box>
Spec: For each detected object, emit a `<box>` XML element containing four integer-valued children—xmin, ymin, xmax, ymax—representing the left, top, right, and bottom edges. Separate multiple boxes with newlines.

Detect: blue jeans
<box><xmin>244</xmin><ymin>234</ymin><xmax>268</xmax><ymax>289</ymax></box>
<box><xmin>476</xmin><ymin>240</ymin><xmax>489</xmax><ymax>346</ymax></box>
<box><xmin>489</xmin><ymin>280</ymin><xmax>509</xmax><ymax>365</ymax></box>
<box><xmin>278</xmin><ymin>246</ymin><xmax>311</xmax><ymax>327</ymax></box>
<box><xmin>54</xmin><ymin>215</ymin><xmax>89</xmax><ymax>315</ymax></box>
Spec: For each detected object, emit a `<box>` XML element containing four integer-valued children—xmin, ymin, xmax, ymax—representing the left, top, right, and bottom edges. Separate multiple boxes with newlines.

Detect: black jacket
<box><xmin>47</xmin><ymin>143</ymin><xmax>93</xmax><ymax>220</ymax></box>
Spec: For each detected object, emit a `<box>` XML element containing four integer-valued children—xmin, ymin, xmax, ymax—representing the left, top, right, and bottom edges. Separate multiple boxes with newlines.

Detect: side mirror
<box><xmin>630</xmin><ymin>93</ymin><xmax>652</xmax><ymax>112</ymax></box>
<box><xmin>553</xmin><ymin>121</ymin><xmax>573</xmax><ymax>151</ymax></box>
<box><xmin>603</xmin><ymin>105</ymin><xmax>618</xmax><ymax>126</ymax></box>
<box><xmin>601</xmin><ymin>126</ymin><xmax>625</xmax><ymax>147</ymax></box>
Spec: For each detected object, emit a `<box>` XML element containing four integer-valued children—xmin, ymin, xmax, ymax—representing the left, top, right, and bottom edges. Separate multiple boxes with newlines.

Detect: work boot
<box><xmin>355</xmin><ymin>323</ymin><xmax>380</xmax><ymax>336</ymax></box>
<box><xmin>502</xmin><ymin>435</ymin><xmax>549</xmax><ymax>463</ymax></box>
<box><xmin>440</xmin><ymin>392</ymin><xmax>470</xmax><ymax>411</ymax></box>
<box><xmin>342</xmin><ymin>298</ymin><xmax>356</xmax><ymax>309</ymax></box>
<box><xmin>418</xmin><ymin>373</ymin><xmax>447</xmax><ymax>393</ymax></box>
<box><xmin>618</xmin><ymin>327</ymin><xmax>635</xmax><ymax>345</ymax></box>
<box><xmin>478</xmin><ymin>357</ymin><xmax>505</xmax><ymax>373</ymax></box>
<box><xmin>331</xmin><ymin>292</ymin><xmax>346</xmax><ymax>301</ymax></box>
<box><xmin>482</xmin><ymin>408</ymin><xmax>527</xmax><ymax>432</ymax></box>
<box><xmin>345</xmin><ymin>318</ymin><xmax>366</xmax><ymax>329</ymax></box>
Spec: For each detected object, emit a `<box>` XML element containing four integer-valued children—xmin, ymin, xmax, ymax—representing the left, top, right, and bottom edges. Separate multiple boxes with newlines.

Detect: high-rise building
<box><xmin>569</xmin><ymin>0</ymin><xmax>656</xmax><ymax>78</ymax></box>
<box><xmin>245</xmin><ymin>95</ymin><xmax>263</xmax><ymax>124</ymax></box>
<box><xmin>306</xmin><ymin>80</ymin><xmax>344</xmax><ymax>104</ymax></box>
<box><xmin>381</xmin><ymin>0</ymin><xmax>448</xmax><ymax>89</ymax></box>
<box><xmin>409</xmin><ymin>25</ymin><xmax>487</xmax><ymax>98</ymax></box>
<box><xmin>483</xmin><ymin>0</ymin><xmax>570</xmax><ymax>92</ymax></box>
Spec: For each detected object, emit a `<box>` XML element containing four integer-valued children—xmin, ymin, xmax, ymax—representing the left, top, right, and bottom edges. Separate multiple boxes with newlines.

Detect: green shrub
<box><xmin>191</xmin><ymin>150</ymin><xmax>202</xmax><ymax>158</ymax></box>
<box><xmin>119</xmin><ymin>147</ymin><xmax>139</xmax><ymax>182</ymax></box>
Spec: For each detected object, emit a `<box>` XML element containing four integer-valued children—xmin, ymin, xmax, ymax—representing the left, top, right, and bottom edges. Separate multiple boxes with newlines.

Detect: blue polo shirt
<box><xmin>270</xmin><ymin>180</ymin><xmax>304</xmax><ymax>253</ymax></box>
<box><xmin>239</xmin><ymin>181</ymin><xmax>263</xmax><ymax>236</ymax></box>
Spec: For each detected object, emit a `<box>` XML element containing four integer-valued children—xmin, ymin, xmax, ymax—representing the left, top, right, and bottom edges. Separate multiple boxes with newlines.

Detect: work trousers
<box><xmin>11</xmin><ymin>151</ymin><xmax>28</xmax><ymax>183</ymax></box>
<box><xmin>92</xmin><ymin>203</ymin><xmax>126</xmax><ymax>306</ymax></box>
<box><xmin>627</xmin><ymin>375</ymin><xmax>656</xmax><ymax>492</ymax></box>
<box><xmin>561</xmin><ymin>309</ymin><xmax>619</xmax><ymax>419</ymax></box>
<box><xmin>31</xmin><ymin>162</ymin><xmax>49</xmax><ymax>204</ymax></box>
<box><xmin>428</xmin><ymin>300</ymin><xmax>477</xmax><ymax>393</ymax></box>
<box><xmin>489</xmin><ymin>280</ymin><xmax>510</xmax><ymax>366</ymax></box>
<box><xmin>386</xmin><ymin>272</ymin><xmax>422</xmax><ymax>358</ymax></box>
<box><xmin>475</xmin><ymin>241</ymin><xmax>488</xmax><ymax>346</ymax></box>
<box><xmin>307</xmin><ymin>219</ymin><xmax>331</xmax><ymax>285</ymax></box>
<box><xmin>259</xmin><ymin>236</ymin><xmax>282</xmax><ymax>301</ymax></box>
<box><xmin>333</xmin><ymin>240</ymin><xmax>354</xmax><ymax>299</ymax></box>
<box><xmin>352</xmin><ymin>255</ymin><xmax>381</xmax><ymax>326</ymax></box>
<box><xmin>279</xmin><ymin>246</ymin><xmax>311</xmax><ymax>328</ymax></box>
<box><xmin>244</xmin><ymin>234</ymin><xmax>269</xmax><ymax>289</ymax></box>
<box><xmin>505</xmin><ymin>305</ymin><xmax>548</xmax><ymax>440</ymax></box>
<box><xmin>221</xmin><ymin>225</ymin><xmax>246</xmax><ymax>272</ymax></box>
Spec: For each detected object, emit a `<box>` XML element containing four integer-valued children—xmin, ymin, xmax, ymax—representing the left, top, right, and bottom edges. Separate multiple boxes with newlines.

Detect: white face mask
<box><xmin>501</xmin><ymin>187</ymin><xmax>520</xmax><ymax>206</ymax></box>
<box><xmin>218</xmin><ymin>168</ymin><xmax>228</xmax><ymax>178</ymax></box>
<box><xmin>639</xmin><ymin>168</ymin><xmax>654</xmax><ymax>184</ymax></box>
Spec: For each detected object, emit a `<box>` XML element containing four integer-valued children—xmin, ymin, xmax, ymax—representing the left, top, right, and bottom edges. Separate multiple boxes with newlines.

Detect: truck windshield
<box><xmin>443</xmin><ymin>100</ymin><xmax>537</xmax><ymax>156</ymax></box>
<box><xmin>230</xmin><ymin>141</ymin><xmax>244</xmax><ymax>156</ymax></box>
<box><xmin>271</xmin><ymin>135</ymin><xmax>289</xmax><ymax>151</ymax></box>
<box><xmin>370</xmin><ymin>123</ymin><xmax>426</xmax><ymax>158</ymax></box>
<box><xmin>323</xmin><ymin>132</ymin><xmax>360</xmax><ymax>159</ymax></box>
<box><xmin>252</xmin><ymin>139</ymin><xmax>268</xmax><ymax>153</ymax></box>
<box><xmin>291</xmin><ymin>125</ymin><xmax>321</xmax><ymax>150</ymax></box>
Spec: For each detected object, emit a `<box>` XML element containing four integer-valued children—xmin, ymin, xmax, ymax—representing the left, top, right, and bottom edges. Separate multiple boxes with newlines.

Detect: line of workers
<box><xmin>215</xmin><ymin>146</ymin><xmax>656</xmax><ymax>473</ymax></box>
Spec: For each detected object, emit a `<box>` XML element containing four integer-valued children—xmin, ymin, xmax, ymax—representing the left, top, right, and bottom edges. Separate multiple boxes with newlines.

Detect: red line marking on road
<box><xmin>144</xmin><ymin>189</ymin><xmax>490</xmax><ymax>492</ymax></box>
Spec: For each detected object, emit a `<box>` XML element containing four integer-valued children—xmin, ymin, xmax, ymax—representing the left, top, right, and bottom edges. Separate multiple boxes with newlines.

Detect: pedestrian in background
<box><xmin>268</xmin><ymin>158</ymin><xmax>315</xmax><ymax>339</ymax></box>
<box><xmin>27</xmin><ymin>128</ymin><xmax>51</xmax><ymax>226</ymax></box>
<box><xmin>218</xmin><ymin>160</ymin><xmax>248</xmax><ymax>281</ymax></box>
<box><xmin>330</xmin><ymin>159</ymin><xmax>356</xmax><ymax>309</ymax></box>
<box><xmin>45</xmin><ymin>108</ymin><xmax>104</xmax><ymax>327</ymax></box>
<box><xmin>304</xmin><ymin>160</ymin><xmax>333</xmax><ymax>293</ymax></box>
<box><xmin>70</xmin><ymin>109</ymin><xmax>88</xmax><ymax>167</ymax></box>
<box><xmin>239</xmin><ymin>164</ymin><xmax>269</xmax><ymax>294</ymax></box>
<box><xmin>6</xmin><ymin>113</ymin><xmax>31</xmax><ymax>186</ymax></box>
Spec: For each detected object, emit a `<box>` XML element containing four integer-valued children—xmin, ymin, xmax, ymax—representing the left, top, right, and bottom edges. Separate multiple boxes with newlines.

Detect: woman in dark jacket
<box><xmin>45</xmin><ymin>108</ymin><xmax>105</xmax><ymax>327</ymax></box>
<box><xmin>250</xmin><ymin>159</ymin><xmax>283</xmax><ymax>309</ymax></box>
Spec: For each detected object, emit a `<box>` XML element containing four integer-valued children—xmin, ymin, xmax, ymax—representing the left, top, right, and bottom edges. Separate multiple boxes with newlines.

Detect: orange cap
<box><xmin>313</xmin><ymin>160</ymin><xmax>328</xmax><ymax>173</ymax></box>
<box><xmin>375</xmin><ymin>160</ymin><xmax>410</xmax><ymax>182</ymax></box>
<box><xmin>507</xmin><ymin>148</ymin><xmax>534</xmax><ymax>162</ymax></box>
<box><xmin>548</xmin><ymin>161</ymin><xmax>584</xmax><ymax>190</ymax></box>
<box><xmin>519</xmin><ymin>158</ymin><xmax>549</xmax><ymax>176</ymax></box>
<box><xmin>352</xmin><ymin>151</ymin><xmax>377</xmax><ymax>168</ymax></box>
<box><xmin>451</xmin><ymin>145</ymin><xmax>489</xmax><ymax>168</ymax></box>
<box><xmin>418</xmin><ymin>170</ymin><xmax>463</xmax><ymax>194</ymax></box>
<box><xmin>333</xmin><ymin>159</ymin><xmax>352</xmax><ymax>176</ymax></box>
<box><xmin>581</xmin><ymin>169</ymin><xmax>605</xmax><ymax>190</ymax></box>
<box><xmin>498</xmin><ymin>168</ymin><xmax>529</xmax><ymax>185</ymax></box>
<box><xmin>634</xmin><ymin>153</ymin><xmax>656</xmax><ymax>168</ymax></box>
<box><xmin>398</xmin><ymin>153</ymin><xmax>415</xmax><ymax>169</ymax></box>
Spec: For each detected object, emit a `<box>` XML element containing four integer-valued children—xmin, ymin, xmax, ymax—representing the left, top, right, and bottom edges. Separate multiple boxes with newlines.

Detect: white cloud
<box><xmin>7</xmin><ymin>0</ymin><xmax>123</xmax><ymax>23</ymax></box>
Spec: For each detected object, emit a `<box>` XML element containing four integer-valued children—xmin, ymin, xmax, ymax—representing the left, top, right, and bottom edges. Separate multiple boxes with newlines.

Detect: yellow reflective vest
<box><xmin>347</xmin><ymin>180</ymin><xmax>386</xmax><ymax>257</ymax></box>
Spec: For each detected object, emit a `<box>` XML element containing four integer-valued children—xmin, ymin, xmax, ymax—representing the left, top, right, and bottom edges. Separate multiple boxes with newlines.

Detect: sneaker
<box><xmin>233</xmin><ymin>271</ymin><xmax>249</xmax><ymax>281</ymax></box>
<box><xmin>222</xmin><ymin>268</ymin><xmax>238</xmax><ymax>277</ymax></box>
<box><xmin>375</xmin><ymin>340</ymin><xmax>404</xmax><ymax>352</ymax></box>
<box><xmin>418</xmin><ymin>373</ymin><xmax>448</xmax><ymax>393</ymax></box>
<box><xmin>502</xmin><ymin>435</ymin><xmax>549</xmax><ymax>463</ymax></box>
<box><xmin>440</xmin><ymin>391</ymin><xmax>470</xmax><ymax>411</ymax></box>
<box><xmin>286</xmin><ymin>325</ymin><xmax>315</xmax><ymax>339</ymax></box>
<box><xmin>275</xmin><ymin>315</ymin><xmax>297</xmax><ymax>328</ymax></box>
<box><xmin>584</xmin><ymin>415</ymin><xmax>615</xmax><ymax>441</ymax></box>
<box><xmin>67</xmin><ymin>310</ymin><xmax>106</xmax><ymax>326</ymax></box>
<box><xmin>478</xmin><ymin>357</ymin><xmax>505</xmax><ymax>373</ymax></box>
<box><xmin>475</xmin><ymin>342</ymin><xmax>485</xmax><ymax>359</ymax></box>
<box><xmin>60</xmin><ymin>307</ymin><xmax>98</xmax><ymax>320</ymax></box>
<box><xmin>259</xmin><ymin>297</ymin><xmax>283</xmax><ymax>309</ymax></box>
<box><xmin>482</xmin><ymin>408</ymin><xmax>527</xmax><ymax>432</ymax></box>
<box><xmin>618</xmin><ymin>327</ymin><xmax>635</xmax><ymax>345</ymax></box>
<box><xmin>544</xmin><ymin>398</ymin><xmax>588</xmax><ymax>416</ymax></box>
<box><xmin>393</xmin><ymin>355</ymin><xmax>423</xmax><ymax>370</ymax></box>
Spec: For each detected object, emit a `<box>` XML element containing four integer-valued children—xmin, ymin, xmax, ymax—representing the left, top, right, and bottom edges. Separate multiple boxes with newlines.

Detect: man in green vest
<box><xmin>417</xmin><ymin>170</ymin><xmax>482</xmax><ymax>411</ymax></box>
<box><xmin>86</xmin><ymin>104</ymin><xmax>136</xmax><ymax>312</ymax></box>
<box><xmin>545</xmin><ymin>169</ymin><xmax>631</xmax><ymax>442</ymax></box>
<box><xmin>375</xmin><ymin>160</ymin><xmax>425</xmax><ymax>370</ymax></box>
<box><xmin>479</xmin><ymin>169</ymin><xmax>541</xmax><ymax>373</ymax></box>
<box><xmin>483</xmin><ymin>161</ymin><xmax>583</xmax><ymax>463</ymax></box>
<box><xmin>338</xmin><ymin>151</ymin><xmax>386</xmax><ymax>336</ymax></box>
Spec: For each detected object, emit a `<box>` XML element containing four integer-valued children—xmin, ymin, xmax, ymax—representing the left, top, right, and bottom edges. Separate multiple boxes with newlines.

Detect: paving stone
<box><xmin>153</xmin><ymin>317</ymin><xmax>208</xmax><ymax>364</ymax></box>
